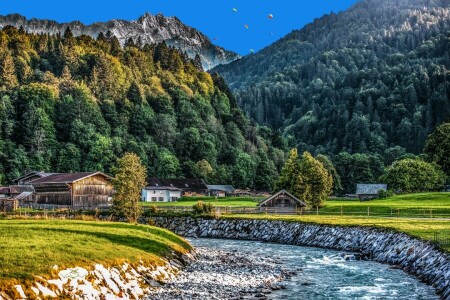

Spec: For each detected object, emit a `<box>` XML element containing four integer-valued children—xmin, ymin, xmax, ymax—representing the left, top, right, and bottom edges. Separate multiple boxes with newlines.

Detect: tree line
<box><xmin>276</xmin><ymin>119</ymin><xmax>450</xmax><ymax>203</ymax></box>
<box><xmin>0</xmin><ymin>26</ymin><xmax>286</xmax><ymax>189</ymax></box>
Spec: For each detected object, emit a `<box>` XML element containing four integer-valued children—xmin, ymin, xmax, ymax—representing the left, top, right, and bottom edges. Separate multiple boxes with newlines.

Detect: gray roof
<box><xmin>356</xmin><ymin>184</ymin><xmax>388</xmax><ymax>195</ymax></box>
<box><xmin>206</xmin><ymin>185</ymin><xmax>235</xmax><ymax>194</ymax></box>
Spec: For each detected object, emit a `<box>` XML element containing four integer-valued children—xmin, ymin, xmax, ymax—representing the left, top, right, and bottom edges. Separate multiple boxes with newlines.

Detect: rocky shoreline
<box><xmin>149</xmin><ymin>217</ymin><xmax>450</xmax><ymax>299</ymax></box>
<box><xmin>146</xmin><ymin>247</ymin><xmax>294</xmax><ymax>300</ymax></box>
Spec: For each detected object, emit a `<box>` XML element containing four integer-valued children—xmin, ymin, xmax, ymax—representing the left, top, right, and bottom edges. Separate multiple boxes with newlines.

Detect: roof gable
<box><xmin>13</xmin><ymin>171</ymin><xmax>54</xmax><ymax>183</ymax></box>
<box><xmin>259</xmin><ymin>190</ymin><xmax>306</xmax><ymax>207</ymax></box>
<box><xmin>356</xmin><ymin>184</ymin><xmax>388</xmax><ymax>195</ymax></box>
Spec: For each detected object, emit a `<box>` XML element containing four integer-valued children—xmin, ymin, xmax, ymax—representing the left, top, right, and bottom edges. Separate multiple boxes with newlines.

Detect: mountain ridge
<box><xmin>213</xmin><ymin>0</ymin><xmax>450</xmax><ymax>156</ymax></box>
<box><xmin>0</xmin><ymin>12</ymin><xmax>240</xmax><ymax>70</ymax></box>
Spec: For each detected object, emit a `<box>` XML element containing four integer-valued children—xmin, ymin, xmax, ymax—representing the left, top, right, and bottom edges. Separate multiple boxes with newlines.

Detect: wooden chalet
<box><xmin>259</xmin><ymin>190</ymin><xmax>306</xmax><ymax>214</ymax></box>
<box><xmin>147</xmin><ymin>178</ymin><xmax>208</xmax><ymax>196</ymax></box>
<box><xmin>30</xmin><ymin>172</ymin><xmax>113</xmax><ymax>207</ymax></box>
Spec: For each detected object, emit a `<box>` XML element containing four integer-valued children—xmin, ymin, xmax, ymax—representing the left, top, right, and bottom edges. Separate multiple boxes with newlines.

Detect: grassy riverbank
<box><xmin>322</xmin><ymin>193</ymin><xmax>450</xmax><ymax>217</ymax></box>
<box><xmin>223</xmin><ymin>214</ymin><xmax>450</xmax><ymax>252</ymax></box>
<box><xmin>0</xmin><ymin>220</ymin><xmax>191</xmax><ymax>289</ymax></box>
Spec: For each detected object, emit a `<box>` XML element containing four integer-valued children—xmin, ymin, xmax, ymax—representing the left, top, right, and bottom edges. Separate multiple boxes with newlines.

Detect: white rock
<box><xmin>14</xmin><ymin>285</ymin><xmax>26</xmax><ymax>299</ymax></box>
<box><xmin>36</xmin><ymin>282</ymin><xmax>57</xmax><ymax>298</ymax></box>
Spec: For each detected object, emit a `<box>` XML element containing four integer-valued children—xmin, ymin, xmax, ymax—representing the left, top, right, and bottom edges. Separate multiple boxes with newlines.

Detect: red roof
<box><xmin>30</xmin><ymin>172</ymin><xmax>110</xmax><ymax>185</ymax></box>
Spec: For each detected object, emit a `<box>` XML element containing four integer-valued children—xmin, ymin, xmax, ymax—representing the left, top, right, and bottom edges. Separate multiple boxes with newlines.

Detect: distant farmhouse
<box><xmin>30</xmin><ymin>172</ymin><xmax>113</xmax><ymax>207</ymax></box>
<box><xmin>356</xmin><ymin>184</ymin><xmax>388</xmax><ymax>200</ymax></box>
<box><xmin>207</xmin><ymin>185</ymin><xmax>235</xmax><ymax>197</ymax></box>
<box><xmin>146</xmin><ymin>178</ymin><xmax>209</xmax><ymax>197</ymax></box>
<box><xmin>141</xmin><ymin>186</ymin><xmax>182</xmax><ymax>202</ymax></box>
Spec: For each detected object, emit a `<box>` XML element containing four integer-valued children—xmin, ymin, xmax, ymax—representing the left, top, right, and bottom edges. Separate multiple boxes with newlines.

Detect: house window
<box><xmin>151</xmin><ymin>197</ymin><xmax>157</xmax><ymax>201</ymax></box>
<box><xmin>158</xmin><ymin>197</ymin><xmax>164</xmax><ymax>202</ymax></box>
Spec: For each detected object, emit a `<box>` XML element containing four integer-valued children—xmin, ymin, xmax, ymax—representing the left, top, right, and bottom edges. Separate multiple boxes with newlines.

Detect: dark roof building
<box><xmin>147</xmin><ymin>178</ymin><xmax>208</xmax><ymax>195</ymax></box>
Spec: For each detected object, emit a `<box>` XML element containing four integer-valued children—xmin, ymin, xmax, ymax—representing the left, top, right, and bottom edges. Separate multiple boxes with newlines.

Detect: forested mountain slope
<box><xmin>213</xmin><ymin>0</ymin><xmax>450</xmax><ymax>156</ymax></box>
<box><xmin>0</xmin><ymin>13</ymin><xmax>240</xmax><ymax>70</ymax></box>
<box><xmin>0</xmin><ymin>26</ymin><xmax>284</xmax><ymax>189</ymax></box>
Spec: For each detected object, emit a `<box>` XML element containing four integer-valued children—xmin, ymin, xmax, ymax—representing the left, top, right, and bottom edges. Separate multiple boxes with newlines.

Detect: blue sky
<box><xmin>0</xmin><ymin>0</ymin><xmax>360</xmax><ymax>55</ymax></box>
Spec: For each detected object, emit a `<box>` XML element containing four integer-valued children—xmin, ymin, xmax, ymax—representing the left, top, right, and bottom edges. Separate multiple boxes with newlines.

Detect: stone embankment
<box><xmin>150</xmin><ymin>217</ymin><xmax>450</xmax><ymax>299</ymax></box>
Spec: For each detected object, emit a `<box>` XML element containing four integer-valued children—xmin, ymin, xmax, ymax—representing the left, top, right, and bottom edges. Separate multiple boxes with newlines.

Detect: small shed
<box><xmin>207</xmin><ymin>185</ymin><xmax>235</xmax><ymax>197</ymax></box>
<box><xmin>356</xmin><ymin>184</ymin><xmax>388</xmax><ymax>200</ymax></box>
<box><xmin>141</xmin><ymin>186</ymin><xmax>182</xmax><ymax>202</ymax></box>
<box><xmin>10</xmin><ymin>185</ymin><xmax>34</xmax><ymax>203</ymax></box>
<box><xmin>259</xmin><ymin>190</ymin><xmax>306</xmax><ymax>213</ymax></box>
<box><xmin>31</xmin><ymin>172</ymin><xmax>113</xmax><ymax>207</ymax></box>
<box><xmin>0</xmin><ymin>187</ymin><xmax>10</xmax><ymax>199</ymax></box>
<box><xmin>0</xmin><ymin>198</ymin><xmax>18</xmax><ymax>212</ymax></box>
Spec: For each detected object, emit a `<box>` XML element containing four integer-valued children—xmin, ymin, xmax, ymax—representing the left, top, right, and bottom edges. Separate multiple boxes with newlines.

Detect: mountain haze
<box><xmin>213</xmin><ymin>0</ymin><xmax>450</xmax><ymax>156</ymax></box>
<box><xmin>0</xmin><ymin>13</ymin><xmax>240</xmax><ymax>70</ymax></box>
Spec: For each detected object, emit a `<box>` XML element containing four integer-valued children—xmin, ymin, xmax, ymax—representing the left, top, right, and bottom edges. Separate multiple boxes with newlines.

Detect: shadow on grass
<box><xmin>39</xmin><ymin>227</ymin><xmax>187</xmax><ymax>258</ymax></box>
<box><xmin>68</xmin><ymin>221</ymin><xmax>192</xmax><ymax>250</ymax></box>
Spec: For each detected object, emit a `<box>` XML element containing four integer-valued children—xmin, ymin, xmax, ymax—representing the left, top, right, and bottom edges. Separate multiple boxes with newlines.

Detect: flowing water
<box><xmin>189</xmin><ymin>238</ymin><xmax>438</xmax><ymax>300</ymax></box>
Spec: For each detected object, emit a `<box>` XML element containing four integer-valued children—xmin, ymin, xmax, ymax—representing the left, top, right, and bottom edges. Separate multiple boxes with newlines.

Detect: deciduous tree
<box><xmin>112</xmin><ymin>153</ymin><xmax>147</xmax><ymax>223</ymax></box>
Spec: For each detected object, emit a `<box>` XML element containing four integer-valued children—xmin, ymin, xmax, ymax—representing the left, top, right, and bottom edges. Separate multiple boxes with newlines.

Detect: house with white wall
<box><xmin>141</xmin><ymin>186</ymin><xmax>182</xmax><ymax>202</ymax></box>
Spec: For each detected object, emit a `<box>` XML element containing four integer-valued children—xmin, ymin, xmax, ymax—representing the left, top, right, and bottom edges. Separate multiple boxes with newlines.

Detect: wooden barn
<box><xmin>31</xmin><ymin>172</ymin><xmax>113</xmax><ymax>207</ymax></box>
<box><xmin>259</xmin><ymin>190</ymin><xmax>306</xmax><ymax>214</ymax></box>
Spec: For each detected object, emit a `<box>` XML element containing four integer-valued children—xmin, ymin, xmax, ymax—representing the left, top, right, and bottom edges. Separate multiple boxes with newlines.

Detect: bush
<box><xmin>380</xmin><ymin>159</ymin><xmax>445</xmax><ymax>193</ymax></box>
<box><xmin>377</xmin><ymin>189</ymin><xmax>393</xmax><ymax>199</ymax></box>
<box><xmin>192</xmin><ymin>201</ymin><xmax>214</xmax><ymax>214</ymax></box>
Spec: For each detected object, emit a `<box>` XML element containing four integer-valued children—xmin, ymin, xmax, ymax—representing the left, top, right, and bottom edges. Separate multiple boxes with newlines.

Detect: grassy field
<box><xmin>142</xmin><ymin>196</ymin><xmax>263</xmax><ymax>207</ymax></box>
<box><xmin>223</xmin><ymin>214</ymin><xmax>450</xmax><ymax>252</ymax></box>
<box><xmin>0</xmin><ymin>220</ymin><xmax>191</xmax><ymax>288</ymax></box>
<box><xmin>322</xmin><ymin>193</ymin><xmax>450</xmax><ymax>217</ymax></box>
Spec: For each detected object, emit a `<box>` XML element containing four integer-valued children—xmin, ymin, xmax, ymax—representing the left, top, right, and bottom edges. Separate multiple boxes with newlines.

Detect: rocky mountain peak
<box><xmin>0</xmin><ymin>13</ymin><xmax>240</xmax><ymax>70</ymax></box>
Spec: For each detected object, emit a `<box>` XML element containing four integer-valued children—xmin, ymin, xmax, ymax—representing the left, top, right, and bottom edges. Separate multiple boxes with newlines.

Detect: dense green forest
<box><xmin>214</xmin><ymin>0</ymin><xmax>450</xmax><ymax>161</ymax></box>
<box><xmin>0</xmin><ymin>25</ymin><xmax>286</xmax><ymax>188</ymax></box>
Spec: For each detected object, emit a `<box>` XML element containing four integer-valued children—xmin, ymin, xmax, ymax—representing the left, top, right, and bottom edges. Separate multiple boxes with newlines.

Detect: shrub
<box><xmin>192</xmin><ymin>201</ymin><xmax>214</xmax><ymax>214</ymax></box>
<box><xmin>377</xmin><ymin>189</ymin><xmax>393</xmax><ymax>199</ymax></box>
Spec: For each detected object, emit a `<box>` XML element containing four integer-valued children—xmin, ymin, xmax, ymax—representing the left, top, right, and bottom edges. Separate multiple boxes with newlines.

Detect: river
<box><xmin>147</xmin><ymin>238</ymin><xmax>438</xmax><ymax>300</ymax></box>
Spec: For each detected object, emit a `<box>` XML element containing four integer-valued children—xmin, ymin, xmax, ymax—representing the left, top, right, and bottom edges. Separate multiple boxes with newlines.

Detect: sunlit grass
<box><xmin>0</xmin><ymin>220</ymin><xmax>191</xmax><ymax>286</ymax></box>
